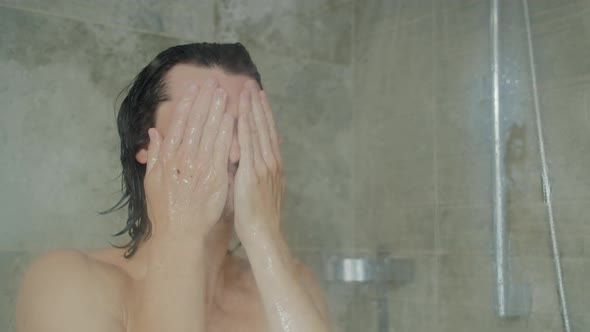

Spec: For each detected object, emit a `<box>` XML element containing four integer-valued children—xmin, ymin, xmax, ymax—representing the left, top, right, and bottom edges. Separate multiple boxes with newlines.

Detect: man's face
<box><xmin>147</xmin><ymin>64</ymin><xmax>255</xmax><ymax>218</ymax></box>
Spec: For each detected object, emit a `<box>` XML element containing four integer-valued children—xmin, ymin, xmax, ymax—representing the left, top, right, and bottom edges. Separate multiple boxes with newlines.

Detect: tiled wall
<box><xmin>352</xmin><ymin>0</ymin><xmax>589</xmax><ymax>331</ymax></box>
<box><xmin>1</xmin><ymin>0</ymin><xmax>588</xmax><ymax>331</ymax></box>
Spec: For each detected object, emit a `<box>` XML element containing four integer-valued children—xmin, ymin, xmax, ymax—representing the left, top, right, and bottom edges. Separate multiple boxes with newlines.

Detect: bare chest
<box><xmin>206</xmin><ymin>303</ymin><xmax>269</xmax><ymax>332</ymax></box>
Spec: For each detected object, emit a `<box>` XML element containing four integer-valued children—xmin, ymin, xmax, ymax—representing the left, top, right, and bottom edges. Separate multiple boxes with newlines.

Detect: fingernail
<box><xmin>205</xmin><ymin>78</ymin><xmax>217</xmax><ymax>88</ymax></box>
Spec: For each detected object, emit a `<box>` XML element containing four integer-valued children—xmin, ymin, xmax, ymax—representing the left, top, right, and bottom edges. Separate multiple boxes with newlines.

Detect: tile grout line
<box><xmin>350</xmin><ymin>0</ymin><xmax>359</xmax><ymax>252</ymax></box>
<box><xmin>431</xmin><ymin>0</ymin><xmax>442</xmax><ymax>328</ymax></box>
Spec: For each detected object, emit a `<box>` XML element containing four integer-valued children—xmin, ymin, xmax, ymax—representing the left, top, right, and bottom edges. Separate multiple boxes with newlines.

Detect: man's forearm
<box><xmin>130</xmin><ymin>236</ymin><xmax>206</xmax><ymax>332</ymax></box>
<box><xmin>244</xmin><ymin>229</ymin><xmax>331</xmax><ymax>332</ymax></box>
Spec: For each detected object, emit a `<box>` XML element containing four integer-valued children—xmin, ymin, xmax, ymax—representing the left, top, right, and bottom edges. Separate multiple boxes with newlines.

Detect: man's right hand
<box><xmin>143</xmin><ymin>78</ymin><xmax>233</xmax><ymax>242</ymax></box>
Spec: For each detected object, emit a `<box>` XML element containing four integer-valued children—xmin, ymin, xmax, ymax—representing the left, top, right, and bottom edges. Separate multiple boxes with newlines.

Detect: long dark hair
<box><xmin>100</xmin><ymin>43</ymin><xmax>262</xmax><ymax>258</ymax></box>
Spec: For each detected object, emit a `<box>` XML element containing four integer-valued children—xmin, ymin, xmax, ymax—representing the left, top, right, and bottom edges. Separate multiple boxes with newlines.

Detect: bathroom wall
<box><xmin>0</xmin><ymin>0</ymin><xmax>356</xmax><ymax>330</ymax></box>
<box><xmin>1</xmin><ymin>0</ymin><xmax>588</xmax><ymax>331</ymax></box>
<box><xmin>352</xmin><ymin>0</ymin><xmax>589</xmax><ymax>331</ymax></box>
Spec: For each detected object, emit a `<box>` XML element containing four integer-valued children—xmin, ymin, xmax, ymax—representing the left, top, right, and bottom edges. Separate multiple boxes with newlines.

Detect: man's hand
<box><xmin>233</xmin><ymin>80</ymin><xmax>285</xmax><ymax>246</ymax></box>
<box><xmin>232</xmin><ymin>82</ymin><xmax>332</xmax><ymax>331</ymax></box>
<box><xmin>144</xmin><ymin>79</ymin><xmax>233</xmax><ymax>242</ymax></box>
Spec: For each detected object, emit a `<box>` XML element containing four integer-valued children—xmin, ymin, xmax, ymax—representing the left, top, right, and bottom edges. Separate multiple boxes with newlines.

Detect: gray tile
<box><xmin>271</xmin><ymin>59</ymin><xmax>354</xmax><ymax>249</ymax></box>
<box><xmin>439</xmin><ymin>204</ymin><xmax>493</xmax><ymax>255</ymax></box>
<box><xmin>540</xmin><ymin>85</ymin><xmax>590</xmax><ymax>201</ymax></box>
<box><xmin>354</xmin><ymin>0</ymin><xmax>398</xmax><ymax>37</ymax></box>
<box><xmin>527</xmin><ymin>0</ymin><xmax>588</xmax><ymax>16</ymax></box>
<box><xmin>561</xmin><ymin>257</ymin><xmax>590</xmax><ymax>309</ymax></box>
<box><xmin>530</xmin><ymin>6</ymin><xmax>590</xmax><ymax>90</ymax></box>
<box><xmin>387</xmin><ymin>254</ymin><xmax>438</xmax><ymax>302</ymax></box>
<box><xmin>396</xmin><ymin>0</ymin><xmax>433</xmax><ymax>24</ymax></box>
<box><xmin>0</xmin><ymin>0</ymin><xmax>215</xmax><ymax>40</ymax></box>
<box><xmin>437</xmin><ymin>153</ymin><xmax>492</xmax><ymax>205</ymax></box>
<box><xmin>436</xmin><ymin>98</ymin><xmax>493</xmax><ymax>156</ymax></box>
<box><xmin>360</xmin><ymin>205</ymin><xmax>436</xmax><ymax>254</ymax></box>
<box><xmin>216</xmin><ymin>0</ymin><xmax>353</xmax><ymax>64</ymax></box>
<box><xmin>438</xmin><ymin>301</ymin><xmax>561</xmax><ymax>332</ymax></box>
<box><xmin>434</xmin><ymin>0</ymin><xmax>490</xmax><ymax>103</ymax></box>
<box><xmin>388</xmin><ymin>16</ymin><xmax>435</xmax><ymax>112</ymax></box>
<box><xmin>353</xmin><ymin>31</ymin><xmax>396</xmax><ymax>112</ymax></box>
<box><xmin>398</xmin><ymin>300</ymin><xmax>438</xmax><ymax>331</ymax></box>
<box><xmin>0</xmin><ymin>7</ymin><xmax>182</xmax><ymax>251</ymax></box>
<box><xmin>0</xmin><ymin>0</ymin><xmax>118</xmax><ymax>26</ymax></box>
<box><xmin>355</xmin><ymin>155</ymin><xmax>435</xmax><ymax>207</ymax></box>
<box><xmin>357</xmin><ymin>107</ymin><xmax>434</xmax><ymax>161</ymax></box>
<box><xmin>0</xmin><ymin>251</ymin><xmax>35</xmax><ymax>332</ymax></box>
<box><xmin>509</xmin><ymin>256</ymin><xmax>561</xmax><ymax>313</ymax></box>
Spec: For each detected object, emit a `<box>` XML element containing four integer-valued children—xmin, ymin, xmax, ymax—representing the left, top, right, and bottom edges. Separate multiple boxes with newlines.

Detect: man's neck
<box><xmin>136</xmin><ymin>218</ymin><xmax>235</xmax><ymax>306</ymax></box>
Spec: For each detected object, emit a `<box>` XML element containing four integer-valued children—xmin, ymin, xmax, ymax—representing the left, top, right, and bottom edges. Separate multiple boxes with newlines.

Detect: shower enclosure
<box><xmin>0</xmin><ymin>0</ymin><xmax>588</xmax><ymax>331</ymax></box>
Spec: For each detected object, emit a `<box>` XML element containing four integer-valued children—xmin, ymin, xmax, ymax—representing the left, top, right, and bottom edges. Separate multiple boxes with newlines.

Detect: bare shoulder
<box><xmin>16</xmin><ymin>248</ymin><xmax>128</xmax><ymax>332</ymax></box>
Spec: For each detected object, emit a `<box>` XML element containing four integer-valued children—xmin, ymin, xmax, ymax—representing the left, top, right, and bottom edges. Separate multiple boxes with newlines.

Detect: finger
<box><xmin>259</xmin><ymin>90</ymin><xmax>282</xmax><ymax>165</ymax></box>
<box><xmin>161</xmin><ymin>83</ymin><xmax>198</xmax><ymax>159</ymax></box>
<box><xmin>250</xmin><ymin>89</ymin><xmax>275</xmax><ymax>169</ymax></box>
<box><xmin>213</xmin><ymin>113</ymin><xmax>235</xmax><ymax>171</ymax></box>
<box><xmin>146</xmin><ymin>128</ymin><xmax>161</xmax><ymax>174</ymax></box>
<box><xmin>237</xmin><ymin>111</ymin><xmax>253</xmax><ymax>170</ymax></box>
<box><xmin>238</xmin><ymin>90</ymin><xmax>253</xmax><ymax>169</ymax></box>
<box><xmin>184</xmin><ymin>78</ymin><xmax>217</xmax><ymax>160</ymax></box>
<box><xmin>196</xmin><ymin>87</ymin><xmax>227</xmax><ymax>162</ymax></box>
<box><xmin>248</xmin><ymin>111</ymin><xmax>264</xmax><ymax>170</ymax></box>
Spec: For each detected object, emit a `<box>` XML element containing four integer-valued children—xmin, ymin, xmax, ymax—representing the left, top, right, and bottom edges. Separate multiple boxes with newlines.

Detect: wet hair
<box><xmin>99</xmin><ymin>43</ymin><xmax>262</xmax><ymax>258</ymax></box>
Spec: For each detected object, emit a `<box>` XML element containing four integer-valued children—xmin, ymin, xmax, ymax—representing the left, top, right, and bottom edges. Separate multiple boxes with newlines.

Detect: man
<box><xmin>16</xmin><ymin>43</ymin><xmax>332</xmax><ymax>332</ymax></box>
